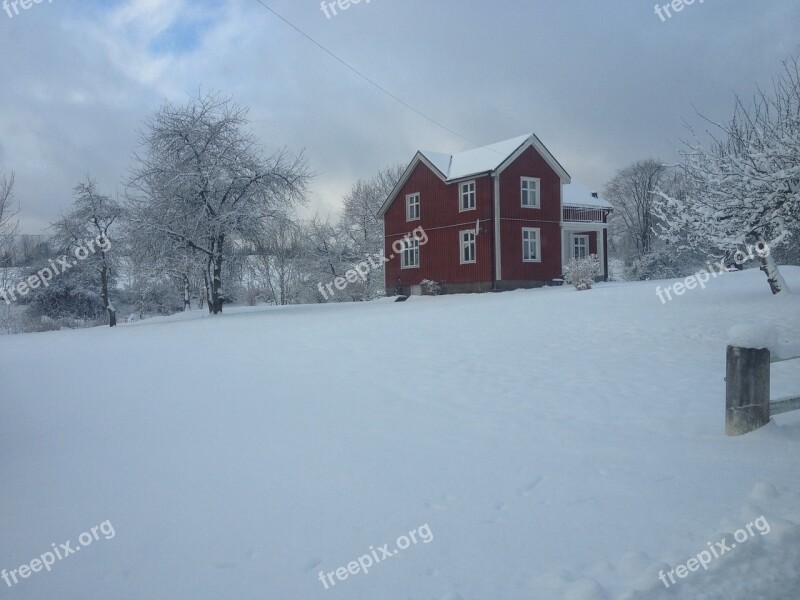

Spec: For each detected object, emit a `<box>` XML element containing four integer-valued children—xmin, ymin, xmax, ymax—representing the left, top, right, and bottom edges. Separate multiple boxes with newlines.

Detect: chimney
<box><xmin>591</xmin><ymin>192</ymin><xmax>599</xmax><ymax>198</ymax></box>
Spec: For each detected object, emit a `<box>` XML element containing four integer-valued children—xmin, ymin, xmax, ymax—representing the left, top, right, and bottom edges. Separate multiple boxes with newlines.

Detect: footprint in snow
<box><xmin>305</xmin><ymin>557</ymin><xmax>324</xmax><ymax>571</ymax></box>
<box><xmin>519</xmin><ymin>476</ymin><xmax>544</xmax><ymax>497</ymax></box>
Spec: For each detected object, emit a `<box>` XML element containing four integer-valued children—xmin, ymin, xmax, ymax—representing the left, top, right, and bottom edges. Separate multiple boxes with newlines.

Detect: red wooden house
<box><xmin>378</xmin><ymin>133</ymin><xmax>613</xmax><ymax>295</ymax></box>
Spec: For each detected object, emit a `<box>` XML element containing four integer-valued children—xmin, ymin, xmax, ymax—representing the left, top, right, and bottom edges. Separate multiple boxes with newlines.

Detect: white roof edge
<box><xmin>378</xmin><ymin>152</ymin><xmax>449</xmax><ymax>217</ymax></box>
<box><xmin>492</xmin><ymin>133</ymin><xmax>571</xmax><ymax>184</ymax></box>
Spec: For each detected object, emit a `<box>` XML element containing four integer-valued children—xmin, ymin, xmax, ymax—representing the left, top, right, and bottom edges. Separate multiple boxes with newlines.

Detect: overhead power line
<box><xmin>251</xmin><ymin>0</ymin><xmax>480</xmax><ymax>146</ymax></box>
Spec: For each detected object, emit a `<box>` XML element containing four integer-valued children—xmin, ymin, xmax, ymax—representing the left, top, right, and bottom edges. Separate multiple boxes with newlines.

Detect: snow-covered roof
<box><xmin>420</xmin><ymin>134</ymin><xmax>534</xmax><ymax>181</ymax></box>
<box><xmin>562</xmin><ymin>180</ymin><xmax>613</xmax><ymax>210</ymax></box>
<box><xmin>378</xmin><ymin>133</ymin><xmax>573</xmax><ymax>217</ymax></box>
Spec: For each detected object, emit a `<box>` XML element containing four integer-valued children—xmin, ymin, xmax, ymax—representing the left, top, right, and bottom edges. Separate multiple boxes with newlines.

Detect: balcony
<box><xmin>562</xmin><ymin>206</ymin><xmax>607</xmax><ymax>223</ymax></box>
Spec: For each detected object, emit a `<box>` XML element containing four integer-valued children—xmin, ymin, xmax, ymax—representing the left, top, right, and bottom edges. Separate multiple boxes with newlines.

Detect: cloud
<box><xmin>0</xmin><ymin>0</ymin><xmax>798</xmax><ymax>232</ymax></box>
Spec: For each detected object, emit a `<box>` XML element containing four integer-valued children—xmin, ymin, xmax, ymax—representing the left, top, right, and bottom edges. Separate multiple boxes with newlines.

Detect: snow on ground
<box><xmin>1</xmin><ymin>268</ymin><xmax>800</xmax><ymax>599</ymax></box>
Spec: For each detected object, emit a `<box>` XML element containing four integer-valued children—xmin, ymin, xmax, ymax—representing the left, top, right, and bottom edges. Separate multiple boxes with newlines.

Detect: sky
<box><xmin>0</xmin><ymin>0</ymin><xmax>798</xmax><ymax>234</ymax></box>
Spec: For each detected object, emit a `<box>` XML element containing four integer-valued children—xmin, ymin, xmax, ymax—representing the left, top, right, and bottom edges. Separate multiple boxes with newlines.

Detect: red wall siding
<box><xmin>384</xmin><ymin>162</ymin><xmax>493</xmax><ymax>288</ymax></box>
<box><xmin>498</xmin><ymin>147</ymin><xmax>563</xmax><ymax>281</ymax></box>
<box><xmin>500</xmin><ymin>221</ymin><xmax>562</xmax><ymax>280</ymax></box>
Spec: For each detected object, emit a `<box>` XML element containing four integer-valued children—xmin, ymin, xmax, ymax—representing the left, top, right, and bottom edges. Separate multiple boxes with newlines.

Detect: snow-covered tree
<box><xmin>300</xmin><ymin>215</ymin><xmax>351</xmax><ymax>301</ymax></box>
<box><xmin>52</xmin><ymin>178</ymin><xmax>121</xmax><ymax>326</ymax></box>
<box><xmin>125</xmin><ymin>91</ymin><xmax>310</xmax><ymax>314</ymax></box>
<box><xmin>655</xmin><ymin>56</ymin><xmax>800</xmax><ymax>295</ymax></box>
<box><xmin>22</xmin><ymin>258</ymin><xmax>106</xmax><ymax>322</ymax></box>
<box><xmin>121</xmin><ymin>226</ymin><xmax>205</xmax><ymax>316</ymax></box>
<box><xmin>338</xmin><ymin>164</ymin><xmax>403</xmax><ymax>301</ymax></box>
<box><xmin>248</xmin><ymin>215</ymin><xmax>307</xmax><ymax>305</ymax></box>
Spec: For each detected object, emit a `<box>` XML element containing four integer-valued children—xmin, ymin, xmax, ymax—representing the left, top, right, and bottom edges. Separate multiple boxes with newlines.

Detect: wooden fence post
<box><xmin>726</xmin><ymin>345</ymin><xmax>771</xmax><ymax>436</ymax></box>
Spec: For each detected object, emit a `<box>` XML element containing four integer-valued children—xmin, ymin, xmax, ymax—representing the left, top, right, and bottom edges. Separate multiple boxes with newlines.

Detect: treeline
<box><xmin>0</xmin><ymin>92</ymin><xmax>402</xmax><ymax>332</ymax></box>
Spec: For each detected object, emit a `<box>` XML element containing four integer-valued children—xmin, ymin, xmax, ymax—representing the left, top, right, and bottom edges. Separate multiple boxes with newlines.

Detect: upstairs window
<box><xmin>460</xmin><ymin>181</ymin><xmax>476</xmax><ymax>211</ymax></box>
<box><xmin>521</xmin><ymin>177</ymin><xmax>541</xmax><ymax>208</ymax></box>
<box><xmin>406</xmin><ymin>193</ymin><xmax>420</xmax><ymax>221</ymax></box>
<box><xmin>460</xmin><ymin>230</ymin><xmax>476</xmax><ymax>264</ymax></box>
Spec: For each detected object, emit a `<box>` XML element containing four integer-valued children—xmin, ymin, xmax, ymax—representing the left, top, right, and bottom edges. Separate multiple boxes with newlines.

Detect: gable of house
<box><xmin>378</xmin><ymin>133</ymin><xmax>570</xmax><ymax>218</ymax></box>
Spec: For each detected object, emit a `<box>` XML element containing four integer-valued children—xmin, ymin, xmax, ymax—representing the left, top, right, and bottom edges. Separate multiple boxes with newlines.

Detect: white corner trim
<box><xmin>494</xmin><ymin>174</ymin><xmax>502</xmax><ymax>281</ymax></box>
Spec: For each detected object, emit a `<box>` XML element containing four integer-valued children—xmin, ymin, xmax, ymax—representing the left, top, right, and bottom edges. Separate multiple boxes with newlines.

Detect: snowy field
<box><xmin>1</xmin><ymin>268</ymin><xmax>800</xmax><ymax>599</ymax></box>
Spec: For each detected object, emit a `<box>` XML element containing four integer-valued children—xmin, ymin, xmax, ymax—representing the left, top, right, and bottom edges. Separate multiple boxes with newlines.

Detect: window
<box><xmin>459</xmin><ymin>181</ymin><xmax>476</xmax><ymax>211</ymax></box>
<box><xmin>521</xmin><ymin>177</ymin><xmax>540</xmax><ymax>208</ymax></box>
<box><xmin>406</xmin><ymin>193</ymin><xmax>420</xmax><ymax>221</ymax></box>
<box><xmin>460</xmin><ymin>230</ymin><xmax>476</xmax><ymax>264</ymax></box>
<box><xmin>573</xmin><ymin>235</ymin><xmax>589</xmax><ymax>259</ymax></box>
<box><xmin>401</xmin><ymin>238</ymin><xmax>420</xmax><ymax>269</ymax></box>
<box><xmin>522</xmin><ymin>228</ymin><xmax>541</xmax><ymax>262</ymax></box>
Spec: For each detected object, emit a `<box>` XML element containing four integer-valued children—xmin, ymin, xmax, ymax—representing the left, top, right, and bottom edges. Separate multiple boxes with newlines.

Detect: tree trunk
<box><xmin>203</xmin><ymin>270</ymin><xmax>212</xmax><ymax>313</ymax></box>
<box><xmin>183</xmin><ymin>273</ymin><xmax>191</xmax><ymax>311</ymax></box>
<box><xmin>100</xmin><ymin>262</ymin><xmax>116</xmax><ymax>327</ymax></box>
<box><xmin>757</xmin><ymin>246</ymin><xmax>789</xmax><ymax>295</ymax></box>
<box><xmin>211</xmin><ymin>254</ymin><xmax>224</xmax><ymax>314</ymax></box>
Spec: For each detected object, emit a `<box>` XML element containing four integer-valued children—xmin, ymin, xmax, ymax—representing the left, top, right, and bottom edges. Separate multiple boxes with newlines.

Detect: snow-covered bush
<box><xmin>564</xmin><ymin>255</ymin><xmax>601</xmax><ymax>290</ymax></box>
<box><xmin>22</xmin><ymin>260</ymin><xmax>107</xmax><ymax>320</ymax></box>
<box><xmin>421</xmin><ymin>279</ymin><xmax>442</xmax><ymax>296</ymax></box>
<box><xmin>625</xmin><ymin>245</ymin><xmax>707</xmax><ymax>281</ymax></box>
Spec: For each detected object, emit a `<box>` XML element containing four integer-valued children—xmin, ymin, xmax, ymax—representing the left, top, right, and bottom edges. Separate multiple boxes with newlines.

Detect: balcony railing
<box><xmin>563</xmin><ymin>207</ymin><xmax>607</xmax><ymax>223</ymax></box>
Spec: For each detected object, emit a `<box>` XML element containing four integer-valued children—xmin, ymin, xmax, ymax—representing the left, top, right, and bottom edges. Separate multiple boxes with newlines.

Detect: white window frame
<box><xmin>573</xmin><ymin>234</ymin><xmax>589</xmax><ymax>259</ymax></box>
<box><xmin>522</xmin><ymin>227</ymin><xmax>541</xmax><ymax>263</ymax></box>
<box><xmin>521</xmin><ymin>177</ymin><xmax>541</xmax><ymax>208</ymax></box>
<box><xmin>459</xmin><ymin>180</ymin><xmax>476</xmax><ymax>212</ymax></box>
<box><xmin>460</xmin><ymin>230</ymin><xmax>476</xmax><ymax>264</ymax></box>
<box><xmin>405</xmin><ymin>193</ymin><xmax>420</xmax><ymax>221</ymax></box>
<box><xmin>401</xmin><ymin>238</ymin><xmax>420</xmax><ymax>269</ymax></box>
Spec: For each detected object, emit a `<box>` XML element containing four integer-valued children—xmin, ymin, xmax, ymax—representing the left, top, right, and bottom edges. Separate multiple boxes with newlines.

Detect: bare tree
<box><xmin>126</xmin><ymin>91</ymin><xmax>310</xmax><ymax>314</ymax></box>
<box><xmin>0</xmin><ymin>172</ymin><xmax>18</xmax><ymax>265</ymax></box>
<box><xmin>0</xmin><ymin>172</ymin><xmax>19</xmax><ymax>331</ymax></box>
<box><xmin>603</xmin><ymin>159</ymin><xmax>679</xmax><ymax>260</ymax></box>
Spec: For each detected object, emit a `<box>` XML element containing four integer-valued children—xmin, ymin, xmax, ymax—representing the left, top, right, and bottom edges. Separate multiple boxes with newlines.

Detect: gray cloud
<box><xmin>0</xmin><ymin>0</ymin><xmax>797</xmax><ymax>232</ymax></box>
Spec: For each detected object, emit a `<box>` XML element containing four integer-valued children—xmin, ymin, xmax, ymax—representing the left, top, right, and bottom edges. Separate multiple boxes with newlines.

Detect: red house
<box><xmin>378</xmin><ymin>133</ymin><xmax>613</xmax><ymax>295</ymax></box>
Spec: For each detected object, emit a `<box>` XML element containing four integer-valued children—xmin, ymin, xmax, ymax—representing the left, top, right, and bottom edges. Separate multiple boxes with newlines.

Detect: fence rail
<box><xmin>726</xmin><ymin>343</ymin><xmax>800</xmax><ymax>435</ymax></box>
